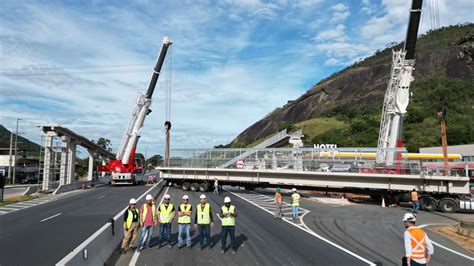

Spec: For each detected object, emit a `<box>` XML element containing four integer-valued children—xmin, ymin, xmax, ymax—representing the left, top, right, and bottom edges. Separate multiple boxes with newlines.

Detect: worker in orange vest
<box><xmin>402</xmin><ymin>213</ymin><xmax>434</xmax><ymax>266</ymax></box>
<box><xmin>411</xmin><ymin>189</ymin><xmax>419</xmax><ymax>214</ymax></box>
<box><xmin>274</xmin><ymin>187</ymin><xmax>283</xmax><ymax>219</ymax></box>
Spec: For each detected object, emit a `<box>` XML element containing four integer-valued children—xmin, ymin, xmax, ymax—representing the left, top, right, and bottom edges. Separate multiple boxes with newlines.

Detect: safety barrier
<box><xmin>23</xmin><ymin>185</ymin><xmax>39</xmax><ymax>195</ymax></box>
<box><xmin>56</xmin><ymin>181</ymin><xmax>165</xmax><ymax>266</ymax></box>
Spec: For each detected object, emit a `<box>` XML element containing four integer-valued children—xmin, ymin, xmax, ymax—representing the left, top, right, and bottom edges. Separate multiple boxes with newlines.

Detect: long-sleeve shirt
<box><xmin>194</xmin><ymin>204</ymin><xmax>214</xmax><ymax>224</ymax></box>
<box><xmin>404</xmin><ymin>226</ymin><xmax>434</xmax><ymax>264</ymax></box>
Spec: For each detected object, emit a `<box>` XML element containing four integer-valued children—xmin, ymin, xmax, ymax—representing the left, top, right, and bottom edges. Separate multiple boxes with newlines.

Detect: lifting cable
<box><xmin>164</xmin><ymin>46</ymin><xmax>172</xmax><ymax>166</ymax></box>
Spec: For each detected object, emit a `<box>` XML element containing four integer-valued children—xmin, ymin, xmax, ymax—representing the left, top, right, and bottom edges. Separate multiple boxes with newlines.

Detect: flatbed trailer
<box><xmin>158</xmin><ymin>167</ymin><xmax>473</xmax><ymax>213</ymax></box>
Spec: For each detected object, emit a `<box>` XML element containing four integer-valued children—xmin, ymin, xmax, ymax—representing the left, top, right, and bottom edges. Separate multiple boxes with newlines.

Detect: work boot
<box><xmin>120</xmin><ymin>248</ymin><xmax>126</xmax><ymax>254</ymax></box>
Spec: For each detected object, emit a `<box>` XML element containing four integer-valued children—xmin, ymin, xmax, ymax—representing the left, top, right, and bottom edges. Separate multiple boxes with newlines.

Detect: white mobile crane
<box><xmin>376</xmin><ymin>0</ymin><xmax>423</xmax><ymax>167</ymax></box>
<box><xmin>98</xmin><ymin>37</ymin><xmax>173</xmax><ymax>185</ymax></box>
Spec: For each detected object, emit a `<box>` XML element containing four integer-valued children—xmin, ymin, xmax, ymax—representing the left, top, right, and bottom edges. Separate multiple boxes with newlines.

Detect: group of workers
<box><xmin>273</xmin><ymin>187</ymin><xmax>301</xmax><ymax>220</ymax></box>
<box><xmin>121</xmin><ymin>193</ymin><xmax>238</xmax><ymax>254</ymax></box>
<box><xmin>121</xmin><ymin>186</ymin><xmax>434</xmax><ymax>265</ymax></box>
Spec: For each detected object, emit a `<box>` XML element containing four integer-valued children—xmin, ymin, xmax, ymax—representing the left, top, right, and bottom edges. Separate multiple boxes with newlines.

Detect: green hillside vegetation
<box><xmin>0</xmin><ymin>125</ymin><xmax>41</xmax><ymax>156</ymax></box>
<box><xmin>231</xmin><ymin>24</ymin><xmax>474</xmax><ymax>152</ymax></box>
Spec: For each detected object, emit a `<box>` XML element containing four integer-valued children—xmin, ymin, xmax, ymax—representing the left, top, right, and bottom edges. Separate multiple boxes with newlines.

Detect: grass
<box><xmin>0</xmin><ymin>194</ymin><xmax>42</xmax><ymax>206</ymax></box>
<box><xmin>293</xmin><ymin>117</ymin><xmax>347</xmax><ymax>142</ymax></box>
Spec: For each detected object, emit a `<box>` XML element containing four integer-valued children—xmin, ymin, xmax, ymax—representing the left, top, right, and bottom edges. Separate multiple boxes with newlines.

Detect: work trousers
<box><xmin>159</xmin><ymin>223</ymin><xmax>172</xmax><ymax>244</ymax></box>
<box><xmin>292</xmin><ymin>206</ymin><xmax>300</xmax><ymax>218</ymax></box>
<box><xmin>274</xmin><ymin>203</ymin><xmax>283</xmax><ymax>218</ymax></box>
<box><xmin>178</xmin><ymin>223</ymin><xmax>191</xmax><ymax>247</ymax></box>
<box><xmin>137</xmin><ymin>225</ymin><xmax>153</xmax><ymax>249</ymax></box>
<box><xmin>221</xmin><ymin>226</ymin><xmax>236</xmax><ymax>251</ymax></box>
<box><xmin>412</xmin><ymin>201</ymin><xmax>420</xmax><ymax>213</ymax></box>
<box><xmin>121</xmin><ymin>222</ymin><xmax>138</xmax><ymax>249</ymax></box>
<box><xmin>198</xmin><ymin>224</ymin><xmax>211</xmax><ymax>247</ymax></box>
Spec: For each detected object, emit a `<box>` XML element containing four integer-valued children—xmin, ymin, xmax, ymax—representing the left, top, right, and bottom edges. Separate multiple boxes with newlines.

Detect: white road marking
<box><xmin>129</xmin><ymin>185</ymin><xmax>169</xmax><ymax>266</ymax></box>
<box><xmin>419</xmin><ymin>223</ymin><xmax>474</xmax><ymax>261</ymax></box>
<box><xmin>57</xmin><ymin>181</ymin><xmax>162</xmax><ymax>265</ymax></box>
<box><xmin>40</xmin><ymin>213</ymin><xmax>62</xmax><ymax>222</ymax></box>
<box><xmin>226</xmin><ymin>188</ymin><xmax>376</xmax><ymax>266</ymax></box>
<box><xmin>97</xmin><ymin>195</ymin><xmax>106</xmax><ymax>199</ymax></box>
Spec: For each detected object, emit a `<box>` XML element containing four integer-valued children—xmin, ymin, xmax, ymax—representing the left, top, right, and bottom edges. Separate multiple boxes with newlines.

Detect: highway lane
<box><xmin>109</xmin><ymin>186</ymin><xmax>370</xmax><ymax>265</ymax></box>
<box><xmin>0</xmin><ymin>184</ymin><xmax>162</xmax><ymax>266</ymax></box>
<box><xmin>247</xmin><ymin>189</ymin><xmax>473</xmax><ymax>266</ymax></box>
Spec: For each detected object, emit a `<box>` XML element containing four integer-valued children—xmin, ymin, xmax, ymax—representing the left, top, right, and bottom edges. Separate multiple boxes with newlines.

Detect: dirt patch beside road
<box><xmin>429</xmin><ymin>225</ymin><xmax>474</xmax><ymax>253</ymax></box>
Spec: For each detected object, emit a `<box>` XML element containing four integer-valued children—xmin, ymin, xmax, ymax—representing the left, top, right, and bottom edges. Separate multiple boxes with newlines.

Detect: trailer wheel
<box><xmin>199</xmin><ymin>183</ymin><xmax>208</xmax><ymax>192</ymax></box>
<box><xmin>420</xmin><ymin>197</ymin><xmax>437</xmax><ymax>212</ymax></box>
<box><xmin>439</xmin><ymin>198</ymin><xmax>458</xmax><ymax>213</ymax></box>
<box><xmin>182</xmin><ymin>182</ymin><xmax>191</xmax><ymax>191</ymax></box>
<box><xmin>190</xmin><ymin>183</ymin><xmax>200</xmax><ymax>192</ymax></box>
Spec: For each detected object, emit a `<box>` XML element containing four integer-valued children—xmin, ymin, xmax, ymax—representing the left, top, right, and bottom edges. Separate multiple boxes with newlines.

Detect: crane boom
<box><xmin>376</xmin><ymin>0</ymin><xmax>422</xmax><ymax>166</ymax></box>
<box><xmin>99</xmin><ymin>37</ymin><xmax>173</xmax><ymax>184</ymax></box>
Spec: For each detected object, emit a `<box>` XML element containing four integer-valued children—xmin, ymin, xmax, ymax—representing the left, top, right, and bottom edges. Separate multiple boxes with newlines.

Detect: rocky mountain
<box><xmin>230</xmin><ymin>24</ymin><xmax>474</xmax><ymax>151</ymax></box>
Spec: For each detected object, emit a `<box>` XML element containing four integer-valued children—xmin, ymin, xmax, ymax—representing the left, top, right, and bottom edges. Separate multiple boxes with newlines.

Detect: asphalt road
<box><xmin>0</xmin><ymin>184</ymin><xmax>162</xmax><ymax>266</ymax></box>
<box><xmin>2</xmin><ymin>186</ymin><xmax>28</xmax><ymax>198</ymax></box>
<box><xmin>254</xmin><ymin>189</ymin><xmax>474</xmax><ymax>266</ymax></box>
<box><xmin>108</xmin><ymin>186</ymin><xmax>370</xmax><ymax>266</ymax></box>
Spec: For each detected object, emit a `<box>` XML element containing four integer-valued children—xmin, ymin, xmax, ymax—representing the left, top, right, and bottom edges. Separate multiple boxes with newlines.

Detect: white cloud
<box><xmin>330</xmin><ymin>3</ymin><xmax>348</xmax><ymax>12</ymax></box>
<box><xmin>329</xmin><ymin>3</ymin><xmax>350</xmax><ymax>22</ymax></box>
<box><xmin>324</xmin><ymin>58</ymin><xmax>342</xmax><ymax>66</ymax></box>
<box><xmin>313</xmin><ymin>24</ymin><xmax>347</xmax><ymax>42</ymax></box>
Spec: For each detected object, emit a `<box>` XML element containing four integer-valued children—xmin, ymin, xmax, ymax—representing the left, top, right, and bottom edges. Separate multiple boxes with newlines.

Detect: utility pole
<box><xmin>437</xmin><ymin>106</ymin><xmax>449</xmax><ymax>176</ymax></box>
<box><xmin>12</xmin><ymin>118</ymin><xmax>22</xmax><ymax>184</ymax></box>
<box><xmin>8</xmin><ymin>133</ymin><xmax>13</xmax><ymax>184</ymax></box>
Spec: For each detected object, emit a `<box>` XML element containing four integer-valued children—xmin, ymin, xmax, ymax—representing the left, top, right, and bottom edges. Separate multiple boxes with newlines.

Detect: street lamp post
<box><xmin>12</xmin><ymin>118</ymin><xmax>22</xmax><ymax>184</ymax></box>
<box><xmin>8</xmin><ymin>133</ymin><xmax>13</xmax><ymax>184</ymax></box>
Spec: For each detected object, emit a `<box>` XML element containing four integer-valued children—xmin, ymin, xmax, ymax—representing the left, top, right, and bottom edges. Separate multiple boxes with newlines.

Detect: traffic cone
<box><xmin>381</xmin><ymin>197</ymin><xmax>386</xmax><ymax>208</ymax></box>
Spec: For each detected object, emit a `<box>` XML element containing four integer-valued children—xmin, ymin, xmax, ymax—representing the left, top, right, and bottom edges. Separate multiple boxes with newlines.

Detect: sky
<box><xmin>0</xmin><ymin>0</ymin><xmax>472</xmax><ymax>158</ymax></box>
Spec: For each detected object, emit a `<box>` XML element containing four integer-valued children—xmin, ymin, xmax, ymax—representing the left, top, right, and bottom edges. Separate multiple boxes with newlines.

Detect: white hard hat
<box><xmin>200</xmin><ymin>194</ymin><xmax>207</xmax><ymax>199</ymax></box>
<box><xmin>402</xmin><ymin>213</ymin><xmax>416</xmax><ymax>222</ymax></box>
<box><xmin>129</xmin><ymin>198</ymin><xmax>137</xmax><ymax>204</ymax></box>
<box><xmin>182</xmin><ymin>195</ymin><xmax>189</xmax><ymax>200</ymax></box>
<box><xmin>224</xmin><ymin>197</ymin><xmax>231</xmax><ymax>203</ymax></box>
<box><xmin>145</xmin><ymin>194</ymin><xmax>153</xmax><ymax>201</ymax></box>
<box><xmin>292</xmin><ymin>188</ymin><xmax>297</xmax><ymax>192</ymax></box>
<box><xmin>164</xmin><ymin>194</ymin><xmax>171</xmax><ymax>199</ymax></box>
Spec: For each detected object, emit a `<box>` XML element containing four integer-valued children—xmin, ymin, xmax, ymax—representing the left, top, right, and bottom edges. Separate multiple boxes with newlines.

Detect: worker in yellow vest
<box><xmin>177</xmin><ymin>195</ymin><xmax>192</xmax><ymax>248</ymax></box>
<box><xmin>194</xmin><ymin>194</ymin><xmax>214</xmax><ymax>250</ymax></box>
<box><xmin>121</xmin><ymin>198</ymin><xmax>139</xmax><ymax>253</ymax></box>
<box><xmin>137</xmin><ymin>194</ymin><xmax>157</xmax><ymax>252</ymax></box>
<box><xmin>291</xmin><ymin>188</ymin><xmax>301</xmax><ymax>220</ymax></box>
<box><xmin>402</xmin><ymin>213</ymin><xmax>434</xmax><ymax>266</ymax></box>
<box><xmin>158</xmin><ymin>194</ymin><xmax>175</xmax><ymax>248</ymax></box>
<box><xmin>221</xmin><ymin>196</ymin><xmax>237</xmax><ymax>254</ymax></box>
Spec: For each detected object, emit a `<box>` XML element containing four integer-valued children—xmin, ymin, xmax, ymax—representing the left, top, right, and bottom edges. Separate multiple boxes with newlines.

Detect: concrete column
<box><xmin>101</xmin><ymin>160</ymin><xmax>106</xmax><ymax>177</ymax></box>
<box><xmin>87</xmin><ymin>153</ymin><xmax>94</xmax><ymax>181</ymax></box>
<box><xmin>66</xmin><ymin>140</ymin><xmax>77</xmax><ymax>184</ymax></box>
<box><xmin>59</xmin><ymin>136</ymin><xmax>70</xmax><ymax>186</ymax></box>
<box><xmin>42</xmin><ymin>134</ymin><xmax>54</xmax><ymax>191</ymax></box>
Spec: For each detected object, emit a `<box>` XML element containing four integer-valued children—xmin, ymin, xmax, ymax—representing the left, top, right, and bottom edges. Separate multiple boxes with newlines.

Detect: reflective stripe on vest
<box><xmin>178</xmin><ymin>204</ymin><xmax>192</xmax><ymax>224</ymax></box>
<box><xmin>407</xmin><ymin>227</ymin><xmax>427</xmax><ymax>260</ymax></box>
<box><xmin>221</xmin><ymin>205</ymin><xmax>235</xmax><ymax>226</ymax></box>
<box><xmin>141</xmin><ymin>203</ymin><xmax>156</xmax><ymax>223</ymax></box>
<box><xmin>197</xmin><ymin>203</ymin><xmax>211</xmax><ymax>224</ymax></box>
<box><xmin>159</xmin><ymin>203</ymin><xmax>174</xmax><ymax>223</ymax></box>
<box><xmin>292</xmin><ymin>194</ymin><xmax>300</xmax><ymax>206</ymax></box>
<box><xmin>125</xmin><ymin>209</ymin><xmax>138</xmax><ymax>229</ymax></box>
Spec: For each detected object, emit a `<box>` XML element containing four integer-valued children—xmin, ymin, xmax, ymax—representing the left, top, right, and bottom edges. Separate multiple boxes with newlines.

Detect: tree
<box><xmin>94</xmin><ymin>137</ymin><xmax>112</xmax><ymax>152</ymax></box>
<box><xmin>146</xmin><ymin>155</ymin><xmax>163</xmax><ymax>169</ymax></box>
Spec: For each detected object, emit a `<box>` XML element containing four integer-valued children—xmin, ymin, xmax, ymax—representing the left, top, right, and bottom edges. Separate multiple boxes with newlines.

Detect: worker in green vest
<box><xmin>194</xmin><ymin>194</ymin><xmax>214</xmax><ymax>250</ymax></box>
<box><xmin>177</xmin><ymin>195</ymin><xmax>192</xmax><ymax>248</ymax></box>
<box><xmin>121</xmin><ymin>198</ymin><xmax>139</xmax><ymax>253</ymax></box>
<box><xmin>157</xmin><ymin>194</ymin><xmax>175</xmax><ymax>248</ymax></box>
<box><xmin>221</xmin><ymin>196</ymin><xmax>237</xmax><ymax>254</ymax></box>
<box><xmin>291</xmin><ymin>188</ymin><xmax>301</xmax><ymax>220</ymax></box>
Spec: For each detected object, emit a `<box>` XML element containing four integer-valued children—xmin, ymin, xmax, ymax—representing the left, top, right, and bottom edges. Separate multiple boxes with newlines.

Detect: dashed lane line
<box><xmin>40</xmin><ymin>213</ymin><xmax>62</xmax><ymax>222</ymax></box>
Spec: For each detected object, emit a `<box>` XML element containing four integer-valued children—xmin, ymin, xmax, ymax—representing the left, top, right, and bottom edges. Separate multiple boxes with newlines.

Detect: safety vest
<box><xmin>411</xmin><ymin>191</ymin><xmax>419</xmax><ymax>202</ymax></box>
<box><xmin>221</xmin><ymin>205</ymin><xmax>235</xmax><ymax>226</ymax></box>
<box><xmin>406</xmin><ymin>227</ymin><xmax>427</xmax><ymax>260</ymax></box>
<box><xmin>197</xmin><ymin>203</ymin><xmax>211</xmax><ymax>224</ymax></box>
<box><xmin>291</xmin><ymin>193</ymin><xmax>300</xmax><ymax>206</ymax></box>
<box><xmin>159</xmin><ymin>203</ymin><xmax>174</xmax><ymax>223</ymax></box>
<box><xmin>124</xmin><ymin>208</ymin><xmax>139</xmax><ymax>229</ymax></box>
<box><xmin>141</xmin><ymin>203</ymin><xmax>156</xmax><ymax>223</ymax></box>
<box><xmin>178</xmin><ymin>204</ymin><xmax>192</xmax><ymax>224</ymax></box>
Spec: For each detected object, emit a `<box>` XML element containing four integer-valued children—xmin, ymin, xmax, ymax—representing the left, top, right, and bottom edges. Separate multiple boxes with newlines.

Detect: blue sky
<box><xmin>1</xmin><ymin>0</ymin><xmax>472</xmax><ymax>158</ymax></box>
